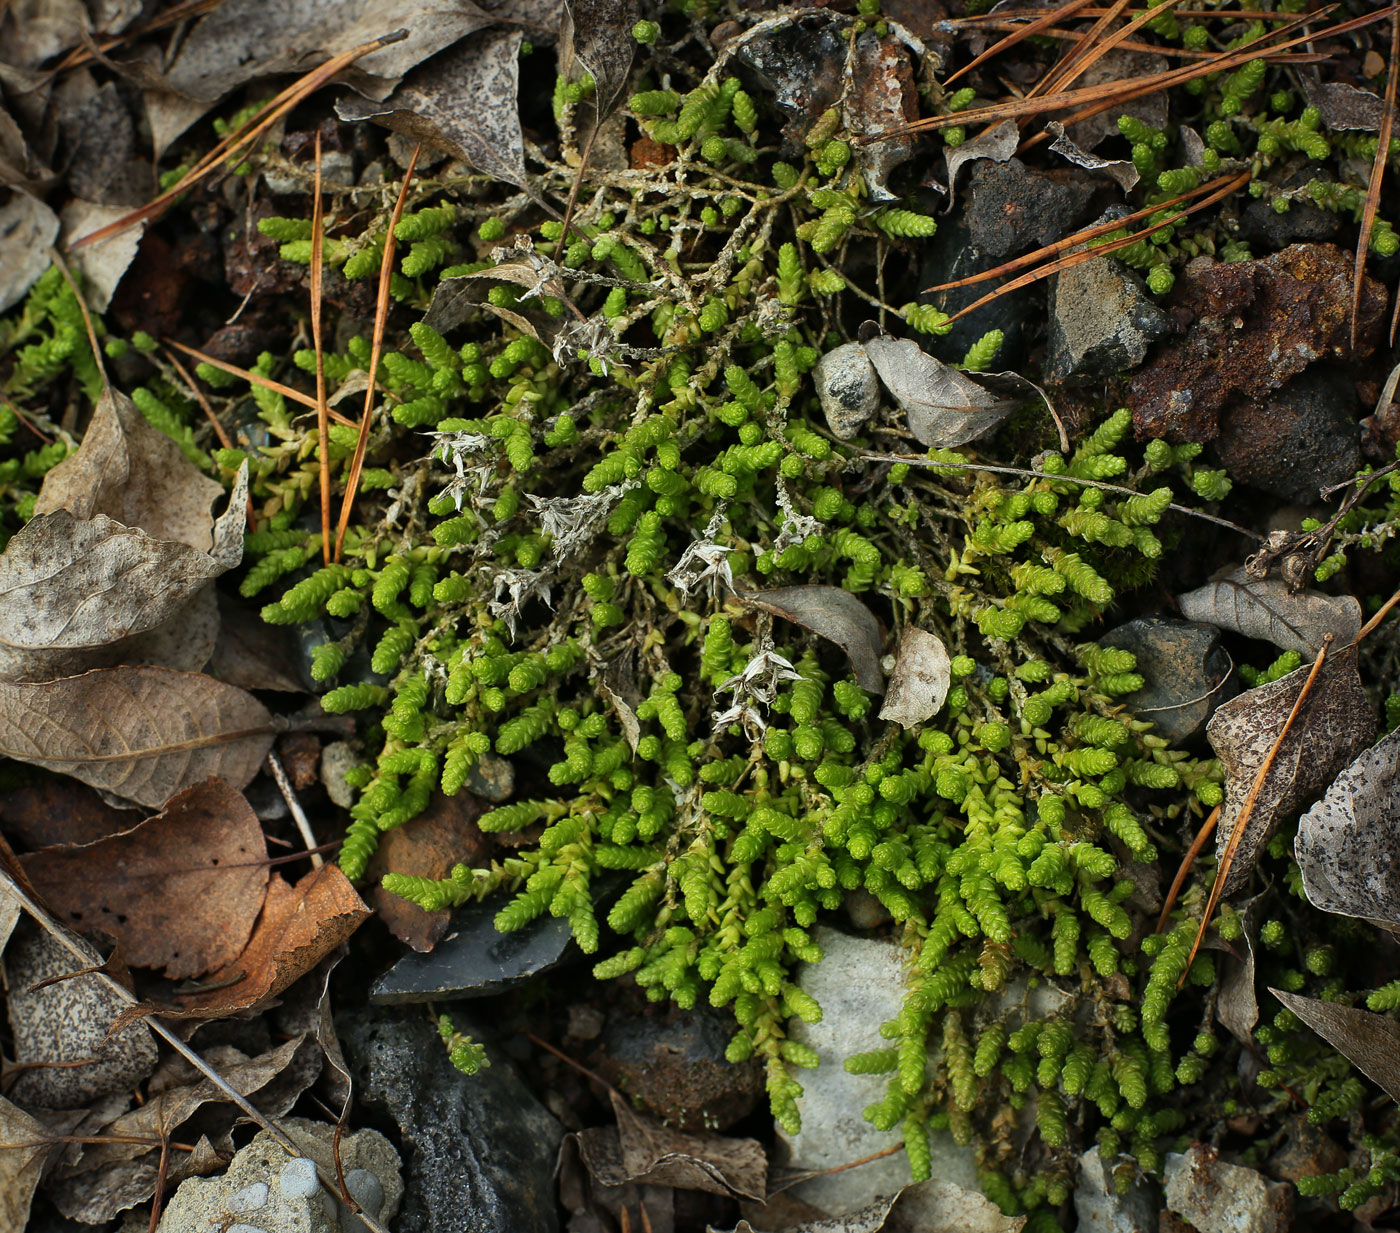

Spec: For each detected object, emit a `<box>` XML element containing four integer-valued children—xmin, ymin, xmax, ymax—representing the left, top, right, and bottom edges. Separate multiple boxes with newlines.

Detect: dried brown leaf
<box><xmin>0</xmin><ymin>778</ymin><xmax>136</xmax><ymax>849</ymax></box>
<box><xmin>1295</xmin><ymin>726</ymin><xmax>1400</xmax><ymax>928</ymax></box>
<box><xmin>113</xmin><ymin>864</ymin><xmax>368</xmax><ymax>1028</ymax></box>
<box><xmin>862</xmin><ymin>334</ymin><xmax>1044</xmax><ymax>448</ymax></box>
<box><xmin>0</xmin><ymin>1094</ymin><xmax>59</xmax><ymax>1233</ymax></box>
<box><xmin>34</xmin><ymin>388</ymin><xmax>227</xmax><ymax>551</ymax></box>
<box><xmin>1206</xmin><ymin>646</ymin><xmax>1375</xmax><ymax>897</ymax></box>
<box><xmin>739</xmin><ymin>585</ymin><xmax>884</xmax><ymax>694</ymax></box>
<box><xmin>561</xmin><ymin>0</ymin><xmax>639</xmax><ymax>126</ymax></box>
<box><xmin>337</xmin><ymin>28</ymin><xmax>529</xmax><ymax>189</ymax></box>
<box><xmin>1213</xmin><ymin>891</ymin><xmax>1266</xmax><ymax>1046</ymax></box>
<box><xmin>1307</xmin><ymin>80</ymin><xmax>1397</xmax><ymax>133</ymax></box>
<box><xmin>1270</xmin><ymin>990</ymin><xmax>1400</xmax><ymax>1105</ymax></box>
<box><xmin>1178</xmin><ymin>567</ymin><xmax>1362</xmax><ymax>659</ymax></box>
<box><xmin>878</xmin><ymin>627</ymin><xmax>950</xmax><ymax>728</ymax></box>
<box><xmin>207</xmin><ymin>594</ymin><xmax>306</xmax><ymax>693</ymax></box>
<box><xmin>0</xmin><ymin>190</ymin><xmax>59</xmax><ymax>313</ymax></box>
<box><xmin>59</xmin><ymin>200</ymin><xmax>143</xmax><ymax>312</ymax></box>
<box><xmin>21</xmin><ymin>779</ymin><xmax>269</xmax><ymax>979</ymax></box>
<box><xmin>0</xmin><ymin>665</ymin><xmax>278</xmax><ymax>809</ymax></box>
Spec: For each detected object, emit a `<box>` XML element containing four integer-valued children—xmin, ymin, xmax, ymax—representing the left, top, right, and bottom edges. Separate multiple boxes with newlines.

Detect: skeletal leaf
<box><xmin>879</xmin><ymin>627</ymin><xmax>951</xmax><ymax>728</ymax></box>
<box><xmin>1046</xmin><ymin>121</ymin><xmax>1139</xmax><ymax>192</ymax></box>
<box><xmin>862</xmin><ymin>334</ymin><xmax>1043</xmax><ymax>448</ymax></box>
<box><xmin>0</xmin><ymin>666</ymin><xmax>278</xmax><ymax>809</ymax></box>
<box><xmin>1271</xmin><ymin>990</ymin><xmax>1400</xmax><ymax>1104</ymax></box>
<box><xmin>337</xmin><ymin>28</ymin><xmax>529</xmax><ymax>190</ymax></box>
<box><xmin>739</xmin><ymin>585</ymin><xmax>884</xmax><ymax>694</ymax></box>
<box><xmin>1295</xmin><ymin>727</ymin><xmax>1400</xmax><ymax>928</ymax></box>
<box><xmin>21</xmin><ymin>778</ymin><xmax>269</xmax><ymax>980</ymax></box>
<box><xmin>1177</xmin><ymin>566</ymin><xmax>1361</xmax><ymax>660</ymax></box>
<box><xmin>35</xmin><ymin>388</ymin><xmax>230</xmax><ymax>552</ymax></box>
<box><xmin>0</xmin><ymin>465</ymin><xmax>246</xmax><ymax>683</ymax></box>
<box><xmin>561</xmin><ymin>0</ymin><xmax>640</xmax><ymax>127</ymax></box>
<box><xmin>1206</xmin><ymin>646</ymin><xmax>1375</xmax><ymax>897</ymax></box>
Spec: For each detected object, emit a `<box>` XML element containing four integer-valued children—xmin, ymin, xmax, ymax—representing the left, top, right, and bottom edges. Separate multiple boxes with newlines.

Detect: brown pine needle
<box><xmin>161</xmin><ymin>347</ymin><xmax>235</xmax><ymax>451</ymax></box>
<box><xmin>70</xmin><ymin>29</ymin><xmax>407</xmax><ymax>252</ymax></box>
<box><xmin>310</xmin><ymin>133</ymin><xmax>331</xmax><ymax>566</ymax></box>
<box><xmin>944</xmin><ymin>0</ymin><xmax>1098</xmax><ymax>88</ymax></box>
<box><xmin>1031</xmin><ymin>0</ymin><xmax>1132</xmax><ymax>100</ymax></box>
<box><xmin>923</xmin><ymin>172</ymin><xmax>1233</xmax><ymax>296</ymax></box>
<box><xmin>1157</xmin><ymin>804</ymin><xmax>1219</xmax><ymax>935</ymax></box>
<box><xmin>335</xmin><ymin>144</ymin><xmax>420</xmax><ymax>562</ymax></box>
<box><xmin>163</xmin><ymin>340</ymin><xmax>357</xmax><ymax>426</ymax></box>
<box><xmin>1355</xmin><ymin>10</ymin><xmax>1400</xmax><ymax>352</ymax></box>
<box><xmin>1179</xmin><ymin>636</ymin><xmax>1335</xmax><ymax>988</ymax></box>
<box><xmin>940</xmin><ymin>171</ymin><xmax>1249</xmax><ymax>326</ymax></box>
<box><xmin>1</xmin><ymin>395</ymin><xmax>53</xmax><ymax>443</ymax></box>
<box><xmin>1355</xmin><ymin>582</ymin><xmax>1400</xmax><ymax>643</ymax></box>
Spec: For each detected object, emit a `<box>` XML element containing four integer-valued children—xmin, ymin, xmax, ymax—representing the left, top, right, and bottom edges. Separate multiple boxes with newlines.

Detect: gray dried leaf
<box><xmin>60</xmin><ymin>200</ymin><xmax>143</xmax><ymax>312</ymax></box>
<box><xmin>337</xmin><ymin>27</ymin><xmax>529</xmax><ymax>190</ymax></box>
<box><xmin>879</xmin><ymin>627</ymin><xmax>950</xmax><ymax>728</ymax></box>
<box><xmin>35</xmin><ymin>388</ymin><xmax>229</xmax><ymax>551</ymax></box>
<box><xmin>943</xmin><ymin>120</ymin><xmax>1018</xmax><ymax>205</ymax></box>
<box><xmin>0</xmin><ymin>666</ymin><xmax>278</xmax><ymax>809</ymax></box>
<box><xmin>1046</xmin><ymin>121</ymin><xmax>1139</xmax><ymax>192</ymax></box>
<box><xmin>1307</xmin><ymin>80</ymin><xmax>1396</xmax><ymax>133</ymax></box>
<box><xmin>0</xmin><ymin>467</ymin><xmax>246</xmax><ymax>683</ymax></box>
<box><xmin>0</xmin><ymin>190</ymin><xmax>59</xmax><ymax>313</ymax></box>
<box><xmin>815</xmin><ymin>341</ymin><xmax>880</xmax><ymax>440</ymax></box>
<box><xmin>143</xmin><ymin>0</ymin><xmax>497</xmax><ymax>152</ymax></box>
<box><xmin>1213</xmin><ymin>891</ymin><xmax>1266</xmax><ymax>1045</ymax></box>
<box><xmin>739</xmin><ymin>586</ymin><xmax>884</xmax><ymax>694</ymax></box>
<box><xmin>1295</xmin><ymin>727</ymin><xmax>1400</xmax><ymax>928</ymax></box>
<box><xmin>1206</xmin><ymin>645</ymin><xmax>1375</xmax><ymax>897</ymax></box>
<box><xmin>561</xmin><ymin>0</ymin><xmax>639</xmax><ymax>127</ymax></box>
<box><xmin>0</xmin><ymin>1094</ymin><xmax>59</xmax><ymax>1233</ymax></box>
<box><xmin>1177</xmin><ymin>566</ymin><xmax>1361</xmax><ymax>659</ymax></box>
<box><xmin>862</xmin><ymin>334</ymin><xmax>1042</xmax><ymax>448</ymax></box>
<box><xmin>1270</xmin><ymin>990</ymin><xmax>1400</xmax><ymax>1105</ymax></box>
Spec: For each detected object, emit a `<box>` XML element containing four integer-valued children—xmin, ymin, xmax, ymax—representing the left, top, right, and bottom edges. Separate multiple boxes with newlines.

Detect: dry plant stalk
<box><xmin>310</xmin><ymin>133</ymin><xmax>332</xmax><ymax>565</ymax></box>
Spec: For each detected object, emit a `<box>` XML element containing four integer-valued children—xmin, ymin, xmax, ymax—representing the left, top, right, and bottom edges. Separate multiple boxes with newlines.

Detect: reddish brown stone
<box><xmin>1128</xmin><ymin>243</ymin><xmax>1386</xmax><ymax>442</ymax></box>
<box><xmin>630</xmin><ymin>135</ymin><xmax>675</xmax><ymax>169</ymax></box>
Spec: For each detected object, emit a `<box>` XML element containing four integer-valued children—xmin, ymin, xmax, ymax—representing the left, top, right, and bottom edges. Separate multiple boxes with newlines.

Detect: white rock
<box><xmin>1074</xmin><ymin>1146</ymin><xmax>1158</xmax><ymax>1233</ymax></box>
<box><xmin>1163</xmin><ymin>1145</ymin><xmax>1293</xmax><ymax>1233</ymax></box>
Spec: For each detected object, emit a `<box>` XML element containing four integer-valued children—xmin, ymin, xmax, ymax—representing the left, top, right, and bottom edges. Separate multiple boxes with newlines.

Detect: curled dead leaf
<box><xmin>738</xmin><ymin>585</ymin><xmax>884</xmax><ymax>694</ymax></box>
<box><xmin>21</xmin><ymin>779</ymin><xmax>269</xmax><ymax>980</ymax></box>
<box><xmin>1295</xmin><ymin>727</ymin><xmax>1400</xmax><ymax>928</ymax></box>
<box><xmin>878</xmin><ymin>627</ymin><xmax>951</xmax><ymax>728</ymax></box>
<box><xmin>1177</xmin><ymin>566</ymin><xmax>1361</xmax><ymax>660</ymax></box>
<box><xmin>0</xmin><ymin>665</ymin><xmax>278</xmax><ymax>809</ymax></box>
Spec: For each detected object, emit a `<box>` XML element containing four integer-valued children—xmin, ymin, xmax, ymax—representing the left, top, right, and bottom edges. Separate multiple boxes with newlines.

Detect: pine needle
<box><xmin>944</xmin><ymin>0</ymin><xmax>1098</xmax><ymax>89</ymax></box>
<box><xmin>334</xmin><ymin>144</ymin><xmax>420</xmax><ymax>562</ymax></box>
<box><xmin>1354</xmin><ymin>10</ymin><xmax>1399</xmax><ymax>351</ymax></box>
<box><xmin>310</xmin><ymin>132</ymin><xmax>331</xmax><ymax>566</ymax></box>
<box><xmin>163</xmin><ymin>340</ymin><xmax>357</xmax><ymax>426</ymax></box>
<box><xmin>1156</xmin><ymin>804</ymin><xmax>1219</xmax><ymax>934</ymax></box>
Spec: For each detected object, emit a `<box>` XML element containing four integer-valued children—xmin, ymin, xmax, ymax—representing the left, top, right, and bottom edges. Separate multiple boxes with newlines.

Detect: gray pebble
<box><xmin>815</xmin><ymin>342</ymin><xmax>880</xmax><ymax>439</ymax></box>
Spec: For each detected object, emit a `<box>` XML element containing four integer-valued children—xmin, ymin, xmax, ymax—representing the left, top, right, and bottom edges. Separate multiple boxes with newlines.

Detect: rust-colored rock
<box><xmin>629</xmin><ymin>135</ymin><xmax>675</xmax><ymax>170</ymax></box>
<box><xmin>1129</xmin><ymin>243</ymin><xmax>1385</xmax><ymax>442</ymax></box>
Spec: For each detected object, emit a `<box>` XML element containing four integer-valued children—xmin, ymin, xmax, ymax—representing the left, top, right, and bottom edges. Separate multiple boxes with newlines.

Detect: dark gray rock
<box><xmin>1045</xmin><ymin>255</ymin><xmax>1168</xmax><ymax>384</ymax></box>
<box><xmin>1214</xmin><ymin>365</ymin><xmax>1362</xmax><ymax>504</ymax></box>
<box><xmin>340</xmin><ymin>1008</ymin><xmax>563</xmax><ymax>1233</ymax></box>
<box><xmin>816</xmin><ymin>342</ymin><xmax>880</xmax><ymax>439</ymax></box>
<box><xmin>1100</xmin><ymin>616</ymin><xmax>1237</xmax><ymax>745</ymax></box>
<box><xmin>371</xmin><ymin>895</ymin><xmax>574</xmax><ymax>1004</ymax></box>
<box><xmin>594</xmin><ymin>1005</ymin><xmax>764</xmax><ymax>1132</ymax></box>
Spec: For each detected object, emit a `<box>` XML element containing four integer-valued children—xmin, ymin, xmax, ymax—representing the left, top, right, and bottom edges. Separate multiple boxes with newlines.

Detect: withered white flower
<box><xmin>712</xmin><ymin>644</ymin><xmax>803</xmax><ymax>737</ymax></box>
<box><xmin>489</xmin><ymin>568</ymin><xmax>554</xmax><ymax>638</ymax></box>
<box><xmin>527</xmin><ymin>482</ymin><xmax>633</xmax><ymax>560</ymax></box>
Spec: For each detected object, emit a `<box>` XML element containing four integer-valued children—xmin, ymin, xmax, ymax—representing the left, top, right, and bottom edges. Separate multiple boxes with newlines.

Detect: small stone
<box><xmin>779</xmin><ymin>927</ymin><xmax>978</xmax><ymax>1215</ymax></box>
<box><xmin>594</xmin><ymin>1004</ymin><xmax>764</xmax><ymax>1132</ymax></box>
<box><xmin>1163</xmin><ymin>1145</ymin><xmax>1294</xmax><ymax>1233</ymax></box>
<box><xmin>343</xmin><ymin>1168</ymin><xmax>385</xmax><ymax>1218</ymax></box>
<box><xmin>320</xmin><ymin>741</ymin><xmax>359</xmax><ymax>810</ymax></box>
<box><xmin>278</xmin><ymin>1158</ymin><xmax>320</xmax><ymax>1199</ymax></box>
<box><xmin>1100</xmin><ymin>616</ymin><xmax>1237</xmax><ymax>744</ymax></box>
<box><xmin>463</xmin><ymin>752</ymin><xmax>514</xmax><ymax>803</ymax></box>
<box><xmin>1045</xmin><ymin>253</ymin><xmax>1168</xmax><ymax>385</ymax></box>
<box><xmin>1214</xmin><ymin>365</ymin><xmax>1362</xmax><ymax>504</ymax></box>
<box><xmin>815</xmin><ymin>342</ymin><xmax>880</xmax><ymax>439</ymax></box>
<box><xmin>1074</xmin><ymin>1146</ymin><xmax>1158</xmax><ymax>1233</ymax></box>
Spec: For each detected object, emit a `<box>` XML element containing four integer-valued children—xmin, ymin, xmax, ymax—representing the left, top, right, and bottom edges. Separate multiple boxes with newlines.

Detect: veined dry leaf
<box><xmin>0</xmin><ymin>190</ymin><xmax>60</xmax><ymax>314</ymax></box>
<box><xmin>112</xmin><ymin>864</ymin><xmax>368</xmax><ymax>1029</ymax></box>
<box><xmin>943</xmin><ymin>120</ymin><xmax>1018</xmax><ymax>206</ymax></box>
<box><xmin>1295</xmin><ymin>727</ymin><xmax>1400</xmax><ymax>928</ymax></box>
<box><xmin>59</xmin><ymin>200</ymin><xmax>143</xmax><ymax>312</ymax></box>
<box><xmin>862</xmin><ymin>334</ymin><xmax>1043</xmax><ymax>448</ymax></box>
<box><xmin>21</xmin><ymin>779</ymin><xmax>269</xmax><ymax>979</ymax></box>
<box><xmin>0</xmin><ymin>665</ymin><xmax>278</xmax><ymax>809</ymax></box>
<box><xmin>1177</xmin><ymin>566</ymin><xmax>1361</xmax><ymax>660</ymax></box>
<box><xmin>0</xmin><ymin>464</ymin><xmax>245</xmax><ymax>683</ymax></box>
<box><xmin>1307</xmin><ymin>80</ymin><xmax>1396</xmax><ymax>133</ymax></box>
<box><xmin>879</xmin><ymin>627</ymin><xmax>950</xmax><ymax>728</ymax></box>
<box><xmin>142</xmin><ymin>0</ymin><xmax>499</xmax><ymax>155</ymax></box>
<box><xmin>208</xmin><ymin>594</ymin><xmax>306</xmax><ymax>693</ymax></box>
<box><xmin>35</xmin><ymin>388</ymin><xmax>227</xmax><ymax>551</ymax></box>
<box><xmin>337</xmin><ymin>28</ymin><xmax>529</xmax><ymax>190</ymax></box>
<box><xmin>1206</xmin><ymin>646</ymin><xmax>1375</xmax><ymax>897</ymax></box>
<box><xmin>0</xmin><ymin>1094</ymin><xmax>58</xmax><ymax>1233</ymax></box>
<box><xmin>1046</xmin><ymin>121</ymin><xmax>1139</xmax><ymax>192</ymax></box>
<box><xmin>0</xmin><ymin>778</ymin><xmax>135</xmax><ymax>849</ymax></box>
<box><xmin>1271</xmin><ymin>989</ymin><xmax>1400</xmax><ymax>1105</ymax></box>
<box><xmin>739</xmin><ymin>585</ymin><xmax>884</xmax><ymax>694</ymax></box>
<box><xmin>560</xmin><ymin>0</ymin><xmax>639</xmax><ymax>127</ymax></box>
